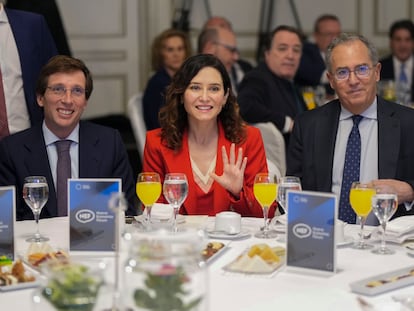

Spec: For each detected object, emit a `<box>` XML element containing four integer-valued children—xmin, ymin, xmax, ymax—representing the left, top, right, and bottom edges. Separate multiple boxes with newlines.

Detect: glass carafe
<box><xmin>123</xmin><ymin>229</ymin><xmax>208</xmax><ymax>311</ymax></box>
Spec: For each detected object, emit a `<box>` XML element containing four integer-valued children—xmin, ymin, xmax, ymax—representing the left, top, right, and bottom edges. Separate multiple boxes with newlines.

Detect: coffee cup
<box><xmin>215</xmin><ymin>211</ymin><xmax>241</xmax><ymax>234</ymax></box>
<box><xmin>336</xmin><ymin>219</ymin><xmax>346</xmax><ymax>242</ymax></box>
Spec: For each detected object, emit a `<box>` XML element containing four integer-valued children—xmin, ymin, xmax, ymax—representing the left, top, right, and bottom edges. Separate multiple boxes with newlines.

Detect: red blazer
<box><xmin>143</xmin><ymin>123</ymin><xmax>273</xmax><ymax>217</ymax></box>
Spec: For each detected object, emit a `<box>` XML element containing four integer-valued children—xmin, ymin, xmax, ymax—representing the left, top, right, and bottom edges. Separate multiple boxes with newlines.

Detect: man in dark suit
<box><xmin>0</xmin><ymin>55</ymin><xmax>137</xmax><ymax>220</ymax></box>
<box><xmin>1</xmin><ymin>5</ymin><xmax>58</xmax><ymax>135</ymax></box>
<box><xmin>201</xmin><ymin>16</ymin><xmax>253</xmax><ymax>94</ymax></box>
<box><xmin>287</xmin><ymin>33</ymin><xmax>414</xmax><ymax>224</ymax></box>
<box><xmin>295</xmin><ymin>14</ymin><xmax>341</xmax><ymax>97</ymax></box>
<box><xmin>380</xmin><ymin>19</ymin><xmax>414</xmax><ymax>103</ymax></box>
<box><xmin>237</xmin><ymin>25</ymin><xmax>307</xmax><ymax>147</ymax></box>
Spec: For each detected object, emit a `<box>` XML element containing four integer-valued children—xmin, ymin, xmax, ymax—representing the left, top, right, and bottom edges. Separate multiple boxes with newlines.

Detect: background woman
<box><xmin>142</xmin><ymin>28</ymin><xmax>192</xmax><ymax>130</ymax></box>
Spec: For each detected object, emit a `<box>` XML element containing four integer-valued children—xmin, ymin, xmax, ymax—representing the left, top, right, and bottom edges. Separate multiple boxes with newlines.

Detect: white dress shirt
<box><xmin>0</xmin><ymin>4</ymin><xmax>30</xmax><ymax>134</ymax></box>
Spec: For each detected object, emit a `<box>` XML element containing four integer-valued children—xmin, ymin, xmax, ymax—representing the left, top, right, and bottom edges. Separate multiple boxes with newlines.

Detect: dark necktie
<box><xmin>338</xmin><ymin>115</ymin><xmax>363</xmax><ymax>223</ymax></box>
<box><xmin>399</xmin><ymin>62</ymin><xmax>408</xmax><ymax>84</ymax></box>
<box><xmin>56</xmin><ymin>140</ymin><xmax>72</xmax><ymax>216</ymax></box>
<box><xmin>0</xmin><ymin>67</ymin><xmax>9</xmax><ymax>139</ymax></box>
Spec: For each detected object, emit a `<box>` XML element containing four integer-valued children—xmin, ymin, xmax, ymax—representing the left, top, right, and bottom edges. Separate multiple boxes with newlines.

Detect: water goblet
<box><xmin>371</xmin><ymin>185</ymin><xmax>398</xmax><ymax>255</ymax></box>
<box><xmin>253</xmin><ymin>173</ymin><xmax>278</xmax><ymax>239</ymax></box>
<box><xmin>136</xmin><ymin>172</ymin><xmax>161</xmax><ymax>230</ymax></box>
<box><xmin>277</xmin><ymin>176</ymin><xmax>302</xmax><ymax>214</ymax></box>
<box><xmin>349</xmin><ymin>181</ymin><xmax>376</xmax><ymax>249</ymax></box>
<box><xmin>163</xmin><ymin>173</ymin><xmax>188</xmax><ymax>233</ymax></box>
<box><xmin>23</xmin><ymin>176</ymin><xmax>49</xmax><ymax>242</ymax></box>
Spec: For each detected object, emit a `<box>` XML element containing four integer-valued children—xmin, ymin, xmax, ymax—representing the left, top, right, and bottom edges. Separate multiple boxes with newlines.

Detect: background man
<box><xmin>0</xmin><ymin>3</ymin><xmax>57</xmax><ymax>138</ymax></box>
<box><xmin>295</xmin><ymin>14</ymin><xmax>341</xmax><ymax>97</ymax></box>
<box><xmin>380</xmin><ymin>19</ymin><xmax>414</xmax><ymax>103</ymax></box>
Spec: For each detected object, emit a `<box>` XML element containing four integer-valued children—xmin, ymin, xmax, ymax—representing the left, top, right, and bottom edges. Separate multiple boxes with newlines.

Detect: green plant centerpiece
<box><xmin>42</xmin><ymin>262</ymin><xmax>103</xmax><ymax>311</ymax></box>
<box><xmin>134</xmin><ymin>263</ymin><xmax>202</xmax><ymax>311</ymax></box>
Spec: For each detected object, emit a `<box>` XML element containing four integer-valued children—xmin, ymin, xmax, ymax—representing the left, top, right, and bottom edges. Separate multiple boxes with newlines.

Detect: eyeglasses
<box><xmin>46</xmin><ymin>85</ymin><xmax>86</xmax><ymax>97</ymax></box>
<box><xmin>214</xmin><ymin>41</ymin><xmax>239</xmax><ymax>54</ymax></box>
<box><xmin>333</xmin><ymin>64</ymin><xmax>372</xmax><ymax>81</ymax></box>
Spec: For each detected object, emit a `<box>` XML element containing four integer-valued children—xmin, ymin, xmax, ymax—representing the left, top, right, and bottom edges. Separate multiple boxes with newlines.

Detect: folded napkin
<box><xmin>387</xmin><ymin>215</ymin><xmax>414</xmax><ymax>236</ymax></box>
<box><xmin>143</xmin><ymin>203</ymin><xmax>173</xmax><ymax>221</ymax></box>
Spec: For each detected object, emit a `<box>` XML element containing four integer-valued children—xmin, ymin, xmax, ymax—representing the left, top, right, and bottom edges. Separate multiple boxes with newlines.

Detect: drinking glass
<box><xmin>22</xmin><ymin>176</ymin><xmax>49</xmax><ymax>242</ymax></box>
<box><xmin>349</xmin><ymin>181</ymin><xmax>376</xmax><ymax>249</ymax></box>
<box><xmin>277</xmin><ymin>176</ymin><xmax>302</xmax><ymax>214</ymax></box>
<box><xmin>371</xmin><ymin>185</ymin><xmax>398</xmax><ymax>255</ymax></box>
<box><xmin>253</xmin><ymin>173</ymin><xmax>278</xmax><ymax>239</ymax></box>
<box><xmin>163</xmin><ymin>173</ymin><xmax>188</xmax><ymax>233</ymax></box>
<box><xmin>136</xmin><ymin>172</ymin><xmax>161</xmax><ymax>230</ymax></box>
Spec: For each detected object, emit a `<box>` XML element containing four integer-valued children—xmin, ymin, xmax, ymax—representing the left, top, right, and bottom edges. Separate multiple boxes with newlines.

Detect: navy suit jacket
<box><xmin>287</xmin><ymin>97</ymin><xmax>414</xmax><ymax>218</ymax></box>
<box><xmin>380</xmin><ymin>55</ymin><xmax>414</xmax><ymax>102</ymax></box>
<box><xmin>0</xmin><ymin>121</ymin><xmax>137</xmax><ymax>220</ymax></box>
<box><xmin>6</xmin><ymin>8</ymin><xmax>58</xmax><ymax>126</ymax></box>
<box><xmin>237</xmin><ymin>62</ymin><xmax>307</xmax><ymax>146</ymax></box>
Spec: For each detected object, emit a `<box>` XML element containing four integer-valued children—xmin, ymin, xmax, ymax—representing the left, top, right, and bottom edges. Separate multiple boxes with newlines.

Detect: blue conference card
<box><xmin>68</xmin><ymin>178</ymin><xmax>121</xmax><ymax>251</ymax></box>
<box><xmin>0</xmin><ymin>186</ymin><xmax>15</xmax><ymax>260</ymax></box>
<box><xmin>286</xmin><ymin>190</ymin><xmax>337</xmax><ymax>275</ymax></box>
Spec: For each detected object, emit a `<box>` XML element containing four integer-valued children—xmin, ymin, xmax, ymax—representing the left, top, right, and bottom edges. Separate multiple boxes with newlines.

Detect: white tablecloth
<box><xmin>3</xmin><ymin>216</ymin><xmax>414</xmax><ymax>310</ymax></box>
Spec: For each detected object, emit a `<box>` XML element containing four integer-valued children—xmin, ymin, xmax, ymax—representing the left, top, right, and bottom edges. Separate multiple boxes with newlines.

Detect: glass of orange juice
<box><xmin>253</xmin><ymin>173</ymin><xmax>278</xmax><ymax>239</ymax></box>
<box><xmin>349</xmin><ymin>181</ymin><xmax>376</xmax><ymax>249</ymax></box>
<box><xmin>136</xmin><ymin>172</ymin><xmax>161</xmax><ymax>230</ymax></box>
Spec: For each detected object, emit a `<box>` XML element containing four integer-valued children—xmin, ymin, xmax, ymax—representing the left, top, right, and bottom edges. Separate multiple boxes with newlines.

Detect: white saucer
<box><xmin>207</xmin><ymin>229</ymin><xmax>251</xmax><ymax>240</ymax></box>
<box><xmin>337</xmin><ymin>236</ymin><xmax>354</xmax><ymax>247</ymax></box>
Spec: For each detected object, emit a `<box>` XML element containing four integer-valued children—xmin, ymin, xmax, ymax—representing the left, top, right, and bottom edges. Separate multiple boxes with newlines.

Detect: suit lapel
<box><xmin>377</xmin><ymin>99</ymin><xmax>400</xmax><ymax>178</ymax></box>
<box><xmin>315</xmin><ymin>101</ymin><xmax>341</xmax><ymax>191</ymax></box>
<box><xmin>78</xmin><ymin>123</ymin><xmax>101</xmax><ymax>177</ymax></box>
<box><xmin>23</xmin><ymin>126</ymin><xmax>57</xmax><ymax>216</ymax></box>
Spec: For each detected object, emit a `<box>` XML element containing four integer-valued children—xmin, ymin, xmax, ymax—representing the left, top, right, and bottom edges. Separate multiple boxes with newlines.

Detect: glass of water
<box><xmin>371</xmin><ymin>185</ymin><xmax>398</xmax><ymax>255</ymax></box>
<box><xmin>163</xmin><ymin>173</ymin><xmax>188</xmax><ymax>233</ymax></box>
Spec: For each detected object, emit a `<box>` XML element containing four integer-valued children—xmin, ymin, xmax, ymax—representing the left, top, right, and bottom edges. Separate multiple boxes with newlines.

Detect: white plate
<box><xmin>134</xmin><ymin>214</ymin><xmax>185</xmax><ymax>224</ymax></box>
<box><xmin>0</xmin><ymin>280</ymin><xmax>39</xmax><ymax>292</ymax></box>
<box><xmin>404</xmin><ymin>242</ymin><xmax>414</xmax><ymax>256</ymax></box>
<box><xmin>337</xmin><ymin>236</ymin><xmax>354</xmax><ymax>247</ymax></box>
<box><xmin>206</xmin><ymin>229</ymin><xmax>250</xmax><ymax>240</ymax></box>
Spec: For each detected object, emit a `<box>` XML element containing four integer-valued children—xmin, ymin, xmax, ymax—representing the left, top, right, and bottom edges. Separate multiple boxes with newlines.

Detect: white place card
<box><xmin>68</xmin><ymin>178</ymin><xmax>121</xmax><ymax>251</ymax></box>
<box><xmin>285</xmin><ymin>190</ymin><xmax>337</xmax><ymax>276</ymax></box>
<box><xmin>0</xmin><ymin>186</ymin><xmax>15</xmax><ymax>260</ymax></box>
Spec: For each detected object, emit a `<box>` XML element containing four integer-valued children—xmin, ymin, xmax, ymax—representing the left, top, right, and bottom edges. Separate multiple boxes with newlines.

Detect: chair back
<box><xmin>253</xmin><ymin>122</ymin><xmax>286</xmax><ymax>176</ymax></box>
<box><xmin>127</xmin><ymin>93</ymin><xmax>146</xmax><ymax>161</ymax></box>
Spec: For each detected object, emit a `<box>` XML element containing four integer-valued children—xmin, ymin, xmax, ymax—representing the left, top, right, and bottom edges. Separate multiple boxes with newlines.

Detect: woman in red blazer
<box><xmin>142</xmin><ymin>54</ymin><xmax>274</xmax><ymax>217</ymax></box>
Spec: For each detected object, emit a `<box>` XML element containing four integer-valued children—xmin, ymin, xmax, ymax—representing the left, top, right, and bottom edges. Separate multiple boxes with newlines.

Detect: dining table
<box><xmin>2</xmin><ymin>215</ymin><xmax>414</xmax><ymax>311</ymax></box>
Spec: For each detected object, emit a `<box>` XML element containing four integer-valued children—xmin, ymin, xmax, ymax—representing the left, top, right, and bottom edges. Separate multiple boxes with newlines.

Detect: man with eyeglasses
<box><xmin>287</xmin><ymin>33</ymin><xmax>414</xmax><ymax>224</ymax></box>
<box><xmin>201</xmin><ymin>16</ymin><xmax>254</xmax><ymax>95</ymax></box>
<box><xmin>198</xmin><ymin>26</ymin><xmax>248</xmax><ymax>94</ymax></box>
<box><xmin>0</xmin><ymin>55</ymin><xmax>137</xmax><ymax>220</ymax></box>
<box><xmin>295</xmin><ymin>14</ymin><xmax>341</xmax><ymax>98</ymax></box>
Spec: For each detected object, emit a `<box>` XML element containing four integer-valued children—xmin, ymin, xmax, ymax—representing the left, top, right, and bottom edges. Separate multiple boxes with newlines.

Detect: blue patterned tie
<box><xmin>338</xmin><ymin>115</ymin><xmax>363</xmax><ymax>223</ymax></box>
<box><xmin>400</xmin><ymin>62</ymin><xmax>408</xmax><ymax>84</ymax></box>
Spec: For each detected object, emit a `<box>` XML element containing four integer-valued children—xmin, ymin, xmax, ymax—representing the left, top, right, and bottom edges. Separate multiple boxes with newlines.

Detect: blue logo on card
<box><xmin>75</xmin><ymin>209</ymin><xmax>96</xmax><ymax>223</ymax></box>
<box><xmin>293</xmin><ymin>223</ymin><xmax>312</xmax><ymax>238</ymax></box>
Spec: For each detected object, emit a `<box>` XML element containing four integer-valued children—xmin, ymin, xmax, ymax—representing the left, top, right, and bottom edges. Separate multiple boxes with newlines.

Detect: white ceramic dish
<box><xmin>202</xmin><ymin>241</ymin><xmax>228</xmax><ymax>264</ymax></box>
<box><xmin>206</xmin><ymin>229</ymin><xmax>250</xmax><ymax>240</ymax></box>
